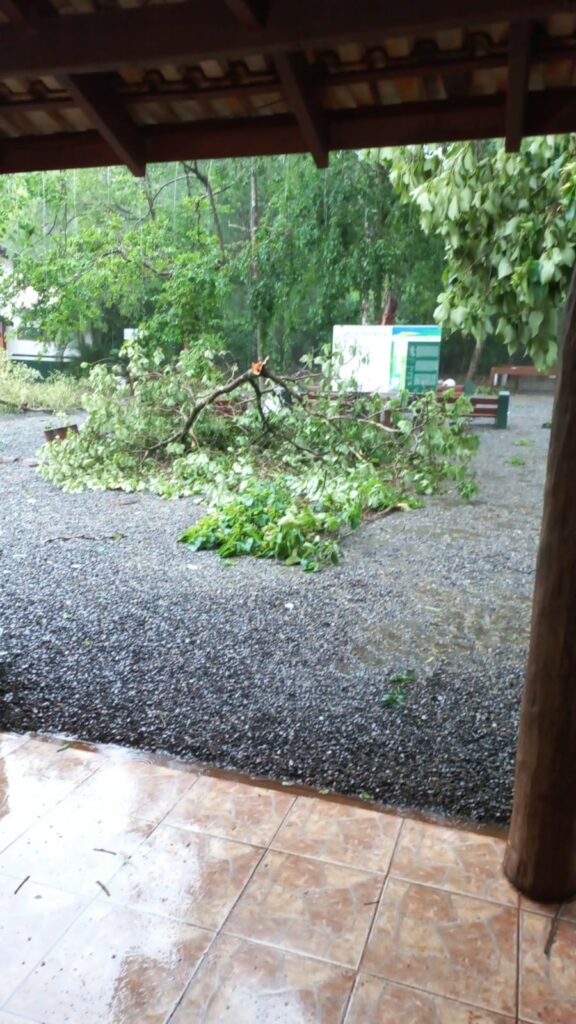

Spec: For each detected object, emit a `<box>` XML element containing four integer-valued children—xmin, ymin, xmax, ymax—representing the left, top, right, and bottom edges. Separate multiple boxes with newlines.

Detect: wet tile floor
<box><xmin>0</xmin><ymin>731</ymin><xmax>574</xmax><ymax>1023</ymax></box>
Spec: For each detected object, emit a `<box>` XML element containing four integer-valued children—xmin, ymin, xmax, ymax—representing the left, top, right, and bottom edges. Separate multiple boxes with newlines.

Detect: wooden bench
<box><xmin>437</xmin><ymin>388</ymin><xmax>510</xmax><ymax>428</ymax></box>
<box><xmin>490</xmin><ymin>364</ymin><xmax>557</xmax><ymax>392</ymax></box>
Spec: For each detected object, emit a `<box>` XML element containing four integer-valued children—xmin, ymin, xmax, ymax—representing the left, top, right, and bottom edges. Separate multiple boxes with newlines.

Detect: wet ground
<box><xmin>0</xmin><ymin>395</ymin><xmax>553</xmax><ymax>823</ymax></box>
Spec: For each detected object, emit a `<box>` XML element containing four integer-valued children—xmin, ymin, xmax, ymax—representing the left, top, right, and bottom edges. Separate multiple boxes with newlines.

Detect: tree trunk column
<box><xmin>504</xmin><ymin>270</ymin><xmax>576</xmax><ymax>902</ymax></box>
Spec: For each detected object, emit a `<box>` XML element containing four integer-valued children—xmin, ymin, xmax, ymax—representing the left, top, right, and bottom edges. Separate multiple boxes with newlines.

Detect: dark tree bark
<box><xmin>466</xmin><ymin>337</ymin><xmax>485</xmax><ymax>382</ymax></box>
<box><xmin>381</xmin><ymin>291</ymin><xmax>398</xmax><ymax>325</ymax></box>
<box><xmin>249</xmin><ymin>161</ymin><xmax>263</xmax><ymax>361</ymax></box>
<box><xmin>504</xmin><ymin>269</ymin><xmax>576</xmax><ymax>902</ymax></box>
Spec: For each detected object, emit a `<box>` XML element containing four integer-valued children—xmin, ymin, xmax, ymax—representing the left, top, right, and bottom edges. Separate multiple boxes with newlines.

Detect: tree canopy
<box><xmin>389</xmin><ymin>136</ymin><xmax>576</xmax><ymax>371</ymax></box>
<box><xmin>0</xmin><ymin>152</ymin><xmax>443</xmax><ymax>372</ymax></box>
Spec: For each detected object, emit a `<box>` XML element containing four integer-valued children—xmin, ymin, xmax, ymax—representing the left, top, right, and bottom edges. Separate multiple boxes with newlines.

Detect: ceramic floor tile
<box><xmin>0</xmin><ymin>872</ymin><xmax>85</xmax><ymax>1005</ymax></box>
<box><xmin>105</xmin><ymin>823</ymin><xmax>262</xmax><ymax>929</ymax></box>
<box><xmin>518</xmin><ymin>911</ymin><xmax>576</xmax><ymax>1024</ymax></box>
<box><xmin>390</xmin><ymin>820</ymin><xmax>517</xmax><ymax>906</ymax></box>
<box><xmin>520</xmin><ymin>895</ymin><xmax>576</xmax><ymax>926</ymax></box>
<box><xmin>361</xmin><ymin>878</ymin><xmax>517</xmax><ymax>1016</ymax></box>
<box><xmin>64</xmin><ymin>759</ymin><xmax>198</xmax><ymax>825</ymax></box>
<box><xmin>272</xmin><ymin>796</ymin><xmax>401</xmax><ymax>874</ymax></box>
<box><xmin>0</xmin><ymin>1013</ymin><xmax>42</xmax><ymax>1023</ymax></box>
<box><xmin>0</xmin><ymin>733</ymin><xmax>30</xmax><ymax>759</ymax></box>
<box><xmin>1</xmin><ymin>739</ymin><xmax>103</xmax><ymax>784</ymax></box>
<box><xmin>0</xmin><ymin>740</ymin><xmax>103</xmax><ymax>851</ymax></box>
<box><xmin>0</xmin><ymin>800</ymin><xmax>154</xmax><ymax>897</ymax></box>
<box><xmin>6</xmin><ymin>901</ymin><xmax>212</xmax><ymax>1024</ymax></box>
<box><xmin>225</xmin><ymin>849</ymin><xmax>383</xmax><ymax>968</ymax></box>
<box><xmin>171</xmin><ymin>933</ymin><xmax>356</xmax><ymax>1023</ymax></box>
<box><xmin>345</xmin><ymin>975</ymin><xmax>515</xmax><ymax>1023</ymax></box>
<box><xmin>165</xmin><ymin>775</ymin><xmax>294</xmax><ymax>845</ymax></box>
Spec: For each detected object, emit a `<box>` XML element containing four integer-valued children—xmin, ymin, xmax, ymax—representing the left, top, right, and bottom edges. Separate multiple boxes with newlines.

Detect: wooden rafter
<box><xmin>1</xmin><ymin>0</ymin><xmax>146</xmax><ymax>176</ymax></box>
<box><xmin>275</xmin><ymin>52</ymin><xmax>329</xmax><ymax>168</ymax></box>
<box><xmin>0</xmin><ymin>0</ymin><xmax>567</xmax><ymax>78</ymax></box>
<box><xmin>1</xmin><ymin>42</ymin><xmax>575</xmax><ymax>117</ymax></box>
<box><xmin>2</xmin><ymin>90</ymin><xmax>576</xmax><ymax>175</ymax></box>
<box><xmin>224</xmin><ymin>0</ymin><xmax>268</xmax><ymax>28</ymax></box>
<box><xmin>61</xmin><ymin>73</ymin><xmax>145</xmax><ymax>176</ymax></box>
<box><xmin>505</xmin><ymin>20</ymin><xmax>535</xmax><ymax>152</ymax></box>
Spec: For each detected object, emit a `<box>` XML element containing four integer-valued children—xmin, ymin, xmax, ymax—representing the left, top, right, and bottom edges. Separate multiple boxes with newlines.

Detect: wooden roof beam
<box><xmin>505</xmin><ymin>20</ymin><xmax>535</xmax><ymax>152</ymax></box>
<box><xmin>1</xmin><ymin>0</ymin><xmax>146</xmax><ymax>176</ymax></box>
<box><xmin>4</xmin><ymin>90</ymin><xmax>576</xmax><ymax>175</ymax></box>
<box><xmin>224</xmin><ymin>0</ymin><xmax>268</xmax><ymax>28</ymax></box>
<box><xmin>61</xmin><ymin>72</ymin><xmax>146</xmax><ymax>176</ymax></box>
<box><xmin>275</xmin><ymin>52</ymin><xmax>328</xmax><ymax>168</ymax></box>
<box><xmin>0</xmin><ymin>0</ymin><xmax>568</xmax><ymax>78</ymax></box>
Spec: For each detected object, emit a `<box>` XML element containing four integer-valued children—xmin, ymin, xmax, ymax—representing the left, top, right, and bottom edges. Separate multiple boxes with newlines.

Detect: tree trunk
<box><xmin>503</xmin><ymin>270</ymin><xmax>576</xmax><ymax>902</ymax></box>
<box><xmin>361</xmin><ymin>296</ymin><xmax>372</xmax><ymax>324</ymax></box>
<box><xmin>188</xmin><ymin>161</ymin><xmax>226</xmax><ymax>264</ymax></box>
<box><xmin>381</xmin><ymin>291</ymin><xmax>398</xmax><ymax>325</ymax></box>
<box><xmin>466</xmin><ymin>336</ymin><xmax>485</xmax><ymax>382</ymax></box>
<box><xmin>249</xmin><ymin>161</ymin><xmax>263</xmax><ymax>361</ymax></box>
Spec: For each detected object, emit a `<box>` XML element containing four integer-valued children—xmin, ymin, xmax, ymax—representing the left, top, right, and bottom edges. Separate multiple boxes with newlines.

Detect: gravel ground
<box><xmin>0</xmin><ymin>395</ymin><xmax>553</xmax><ymax>824</ymax></box>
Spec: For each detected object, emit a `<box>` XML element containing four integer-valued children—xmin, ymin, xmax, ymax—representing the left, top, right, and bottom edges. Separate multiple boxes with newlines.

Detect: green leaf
<box><xmin>498</xmin><ymin>257</ymin><xmax>514</xmax><ymax>279</ymax></box>
<box><xmin>540</xmin><ymin>259</ymin><xmax>556</xmax><ymax>284</ymax></box>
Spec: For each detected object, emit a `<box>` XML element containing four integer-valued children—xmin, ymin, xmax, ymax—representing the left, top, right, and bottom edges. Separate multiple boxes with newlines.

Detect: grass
<box><xmin>0</xmin><ymin>353</ymin><xmax>86</xmax><ymax>416</ymax></box>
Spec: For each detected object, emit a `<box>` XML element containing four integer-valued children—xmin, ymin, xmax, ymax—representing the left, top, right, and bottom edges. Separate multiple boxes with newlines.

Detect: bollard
<box><xmin>496</xmin><ymin>390</ymin><xmax>510</xmax><ymax>429</ymax></box>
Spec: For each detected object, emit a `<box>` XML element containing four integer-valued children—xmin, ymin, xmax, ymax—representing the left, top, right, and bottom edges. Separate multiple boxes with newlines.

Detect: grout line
<box><xmin>341</xmin><ymin>973</ymin><xmax>363</xmax><ymax>1024</ymax></box>
<box><xmin>165</xmin><ymin>791</ymin><xmax>302</xmax><ymax>1021</ymax></box>
<box><xmin>387</xmin><ymin>871</ymin><xmax>519</xmax><ymax>909</ymax></box>
<box><xmin>355</xmin><ymin>816</ymin><xmax>406</xmax><ymax>971</ymax></box>
<box><xmin>0</xmin><ymin>764</ymin><xmax>105</xmax><ymax>858</ymax></box>
<box><xmin>1</xmin><ymin>807</ymin><xmax>164</xmax><ymax>1012</ymax></box>
<box><xmin>218</xmin><ymin>928</ymin><xmax>359</xmax><ymax>972</ymax></box>
<box><xmin>268</xmin><ymin>839</ymin><xmax>390</xmax><ymax>877</ymax></box>
<box><xmin>353</xmin><ymin>971</ymin><xmax>518</xmax><ymax>1021</ymax></box>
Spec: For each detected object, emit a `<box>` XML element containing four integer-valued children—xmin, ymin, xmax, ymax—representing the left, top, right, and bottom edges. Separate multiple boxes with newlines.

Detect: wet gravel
<box><xmin>0</xmin><ymin>395</ymin><xmax>553</xmax><ymax>824</ymax></box>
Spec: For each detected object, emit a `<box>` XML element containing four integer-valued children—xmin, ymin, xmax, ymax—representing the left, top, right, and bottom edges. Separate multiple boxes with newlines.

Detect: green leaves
<box><xmin>389</xmin><ymin>136</ymin><xmax>576</xmax><ymax>364</ymax></box>
<box><xmin>497</xmin><ymin>257</ymin><xmax>513</xmax><ymax>280</ymax></box>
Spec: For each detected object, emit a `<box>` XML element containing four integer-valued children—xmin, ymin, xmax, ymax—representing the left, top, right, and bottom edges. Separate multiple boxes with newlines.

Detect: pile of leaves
<box><xmin>0</xmin><ymin>353</ymin><xmax>87</xmax><ymax>415</ymax></box>
<box><xmin>40</xmin><ymin>340</ymin><xmax>479</xmax><ymax>570</ymax></box>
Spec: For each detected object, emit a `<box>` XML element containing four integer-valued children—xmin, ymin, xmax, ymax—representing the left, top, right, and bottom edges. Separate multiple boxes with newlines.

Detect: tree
<box><xmin>389</xmin><ymin>136</ymin><xmax>576</xmax><ymax>375</ymax></box>
<box><xmin>0</xmin><ymin>153</ymin><xmax>443</xmax><ymax>373</ymax></box>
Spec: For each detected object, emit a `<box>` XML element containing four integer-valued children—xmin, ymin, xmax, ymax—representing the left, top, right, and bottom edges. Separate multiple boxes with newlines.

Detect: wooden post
<box><xmin>504</xmin><ymin>270</ymin><xmax>576</xmax><ymax>902</ymax></box>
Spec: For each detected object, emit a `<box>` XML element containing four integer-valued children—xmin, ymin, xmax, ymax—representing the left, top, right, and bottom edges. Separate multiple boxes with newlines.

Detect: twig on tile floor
<box><xmin>93</xmin><ymin>848</ymin><xmax>118</xmax><ymax>856</ymax></box>
<box><xmin>544</xmin><ymin>895</ymin><xmax>576</xmax><ymax>957</ymax></box>
<box><xmin>56</xmin><ymin>743</ymin><xmax>71</xmax><ymax>752</ymax></box>
<box><xmin>96</xmin><ymin>880</ymin><xmax>111</xmax><ymax>896</ymax></box>
<box><xmin>13</xmin><ymin>875</ymin><xmax>30</xmax><ymax>895</ymax></box>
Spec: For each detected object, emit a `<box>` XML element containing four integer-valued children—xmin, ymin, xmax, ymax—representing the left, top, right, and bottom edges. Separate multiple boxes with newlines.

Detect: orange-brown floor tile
<box><xmin>519</xmin><ymin>911</ymin><xmax>576</xmax><ymax>1023</ymax></box>
<box><xmin>520</xmin><ymin>895</ymin><xmax>576</xmax><ymax>926</ymax></box>
<box><xmin>361</xmin><ymin>878</ymin><xmax>517</xmax><ymax>1016</ymax></box>
<box><xmin>0</xmin><ymin>800</ymin><xmax>154</xmax><ymax>897</ymax></box>
<box><xmin>345</xmin><ymin>975</ymin><xmax>515</xmax><ymax>1023</ymax></box>
<box><xmin>104</xmin><ymin>823</ymin><xmax>262</xmax><ymax>928</ymax></box>
<box><xmin>272</xmin><ymin>796</ymin><xmax>401</xmax><ymax>874</ymax></box>
<box><xmin>6</xmin><ymin>902</ymin><xmax>212</xmax><ymax>1024</ymax></box>
<box><xmin>0</xmin><ymin>872</ymin><xmax>85</xmax><ymax>1004</ymax></box>
<box><xmin>390</xmin><ymin>820</ymin><xmax>517</xmax><ymax>906</ymax></box>
<box><xmin>171</xmin><ymin>933</ymin><xmax>356</xmax><ymax>1023</ymax></box>
<box><xmin>63</xmin><ymin>758</ymin><xmax>198</xmax><ymax>825</ymax></box>
<box><xmin>225</xmin><ymin>849</ymin><xmax>382</xmax><ymax>968</ymax></box>
<box><xmin>165</xmin><ymin>775</ymin><xmax>294</xmax><ymax>845</ymax></box>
